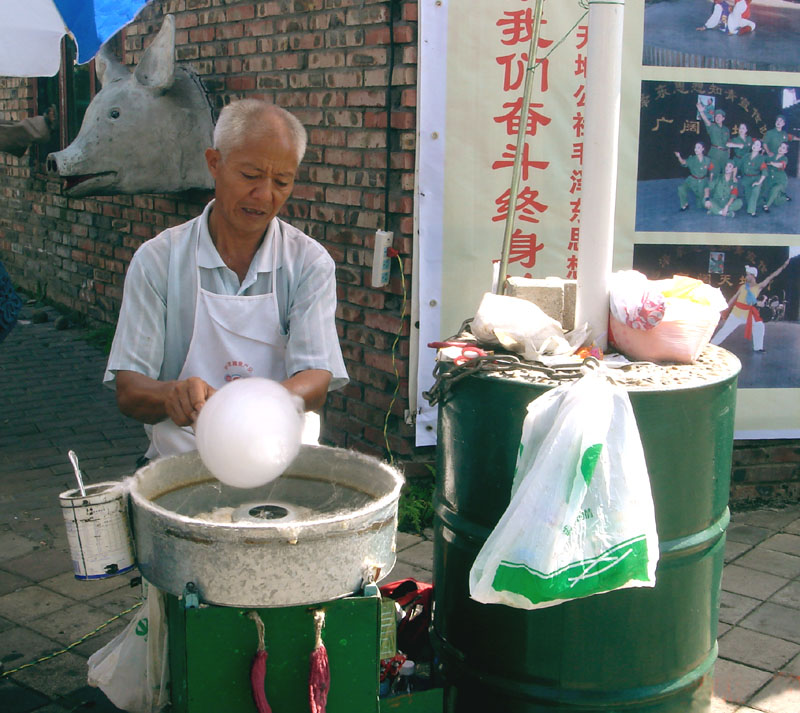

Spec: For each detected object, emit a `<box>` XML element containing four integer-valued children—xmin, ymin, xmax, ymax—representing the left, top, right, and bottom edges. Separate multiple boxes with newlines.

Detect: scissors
<box><xmin>428</xmin><ymin>341</ymin><xmax>489</xmax><ymax>366</ymax></box>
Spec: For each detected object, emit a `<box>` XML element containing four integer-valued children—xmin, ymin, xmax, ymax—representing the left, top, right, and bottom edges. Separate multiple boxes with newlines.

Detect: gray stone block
<box><xmin>504</xmin><ymin>276</ymin><xmax>577</xmax><ymax>330</ymax></box>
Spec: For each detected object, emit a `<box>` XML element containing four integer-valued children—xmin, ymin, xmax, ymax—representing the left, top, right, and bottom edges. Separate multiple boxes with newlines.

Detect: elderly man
<box><xmin>104</xmin><ymin>99</ymin><xmax>348</xmax><ymax>460</ymax></box>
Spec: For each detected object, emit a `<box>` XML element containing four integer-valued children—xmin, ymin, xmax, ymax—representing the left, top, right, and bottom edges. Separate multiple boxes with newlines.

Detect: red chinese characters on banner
<box><xmin>491</xmin><ymin>4</ymin><xmax>554</xmax><ymax>274</ymax></box>
<box><xmin>565</xmin><ymin>24</ymin><xmax>587</xmax><ymax>279</ymax></box>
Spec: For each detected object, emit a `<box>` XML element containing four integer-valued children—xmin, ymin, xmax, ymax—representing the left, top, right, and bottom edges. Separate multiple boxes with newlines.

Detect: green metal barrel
<box><xmin>431</xmin><ymin>359</ymin><xmax>739</xmax><ymax>712</ymax></box>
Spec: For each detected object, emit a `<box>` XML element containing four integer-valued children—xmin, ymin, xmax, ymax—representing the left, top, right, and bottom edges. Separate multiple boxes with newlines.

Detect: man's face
<box><xmin>776</xmin><ymin>117</ymin><xmax>786</xmax><ymax>131</ymax></box>
<box><xmin>205</xmin><ymin>126</ymin><xmax>299</xmax><ymax>242</ymax></box>
<box><xmin>714</xmin><ymin>112</ymin><xmax>725</xmax><ymax>127</ymax></box>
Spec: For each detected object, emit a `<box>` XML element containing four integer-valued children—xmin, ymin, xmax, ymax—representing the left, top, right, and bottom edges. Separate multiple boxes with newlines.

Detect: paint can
<box><xmin>60</xmin><ymin>482</ymin><xmax>136</xmax><ymax>580</ymax></box>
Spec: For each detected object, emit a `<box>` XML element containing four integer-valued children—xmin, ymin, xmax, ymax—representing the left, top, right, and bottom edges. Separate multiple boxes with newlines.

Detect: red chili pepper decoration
<box><xmin>309</xmin><ymin>609</ymin><xmax>330</xmax><ymax>713</ymax></box>
<box><xmin>247</xmin><ymin>611</ymin><xmax>272</xmax><ymax>713</ymax></box>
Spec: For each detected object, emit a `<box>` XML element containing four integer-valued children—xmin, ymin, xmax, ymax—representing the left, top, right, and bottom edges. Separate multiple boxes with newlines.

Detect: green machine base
<box><xmin>167</xmin><ymin>592</ymin><xmax>382</xmax><ymax>713</ymax></box>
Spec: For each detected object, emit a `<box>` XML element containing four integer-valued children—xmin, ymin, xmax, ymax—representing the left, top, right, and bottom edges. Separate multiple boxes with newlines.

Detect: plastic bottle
<box><xmin>392</xmin><ymin>659</ymin><xmax>415</xmax><ymax>696</ymax></box>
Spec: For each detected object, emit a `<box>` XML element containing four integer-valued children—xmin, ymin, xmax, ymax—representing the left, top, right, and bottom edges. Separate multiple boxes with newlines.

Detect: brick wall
<box><xmin>0</xmin><ymin>0</ymin><xmax>421</xmax><ymax>464</ymax></box>
<box><xmin>1</xmin><ymin>1</ymin><xmax>798</xmax><ymax>498</ymax></box>
<box><xmin>730</xmin><ymin>439</ymin><xmax>800</xmax><ymax>507</ymax></box>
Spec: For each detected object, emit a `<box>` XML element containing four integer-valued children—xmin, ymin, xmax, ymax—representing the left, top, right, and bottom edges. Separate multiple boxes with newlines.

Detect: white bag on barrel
<box><xmin>87</xmin><ymin>581</ymin><xmax>169</xmax><ymax>712</ymax></box>
<box><xmin>469</xmin><ymin>370</ymin><xmax>659</xmax><ymax>610</ymax></box>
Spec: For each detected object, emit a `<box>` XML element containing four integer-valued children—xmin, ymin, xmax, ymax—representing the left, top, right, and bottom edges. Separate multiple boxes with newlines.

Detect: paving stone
<box><xmin>2</xmin><ymin>548</ymin><xmax>74</xmax><ymax>582</ymax></box>
<box><xmin>747</xmin><ymin>672</ymin><xmax>800</xmax><ymax>713</ymax></box>
<box><xmin>385</xmin><ymin>560</ymin><xmax>434</xmax><ymax>584</ymax></box>
<box><xmin>57</xmin><ymin>684</ymin><xmax>129</xmax><ymax>712</ymax></box>
<box><xmin>785</xmin><ymin>518</ymin><xmax>800</xmax><ymax>536</ymax></box>
<box><xmin>734</xmin><ymin>509</ymin><xmax>800</xmax><ymax>530</ymax></box>
<box><xmin>712</xmin><ymin>659</ymin><xmax>772</xmax><ymax>704</ymax></box>
<box><xmin>87</xmin><ymin>585</ymin><xmax>144</xmax><ymax>616</ymax></box>
<box><xmin>725</xmin><ymin>539</ymin><xmax>753</xmax><ymax>564</ymax></box>
<box><xmin>0</xmin><ymin>615</ymin><xmax>13</xmax><ymax>634</ymax></box>
<box><xmin>0</xmin><ymin>626</ymin><xmax>62</xmax><ymax>668</ymax></box>
<box><xmin>69</xmin><ymin>617</ymin><xmax>127</xmax><ymax>659</ymax></box>
<box><xmin>727</xmin><ymin>524</ymin><xmax>773</xmax><ymax>546</ymax></box>
<box><xmin>740</xmin><ymin>602</ymin><xmax>800</xmax><ymax>644</ymax></box>
<box><xmin>718</xmin><ymin>622</ymin><xmax>732</xmax><ymax>638</ymax></box>
<box><xmin>770</xmin><ymin>581</ymin><xmax>800</xmax><ymax>610</ymax></box>
<box><xmin>719</xmin><ymin>590</ymin><xmax>762</xmax><ymax>625</ymax></box>
<box><xmin>735</xmin><ymin>548</ymin><xmax>800</xmax><ymax>580</ymax></box>
<box><xmin>719</xmin><ymin>627</ymin><xmax>800</xmax><ymax>672</ymax></box>
<box><xmin>23</xmin><ymin>602</ymin><xmax>129</xmax><ymax>650</ymax></box>
<box><xmin>762</xmin><ymin>534</ymin><xmax>800</xmax><ymax>558</ymax></box>
<box><xmin>39</xmin><ymin>571</ymin><xmax>138</xmax><ymax>602</ymax></box>
<box><xmin>0</xmin><ymin>586</ymin><xmax>74</xmax><ymax>624</ymax></box>
<box><xmin>396</xmin><ymin>532</ymin><xmax>424</xmax><ymax>552</ymax></box>
<box><xmin>721</xmin><ymin>564</ymin><xmax>789</xmax><ymax>601</ymax></box>
<box><xmin>0</xmin><ymin>677</ymin><xmax>50</xmax><ymax>713</ymax></box>
<box><xmin>9</xmin><ymin>651</ymin><xmax>89</xmax><ymax>699</ymax></box>
<box><xmin>0</xmin><ymin>570</ymin><xmax>32</xmax><ymax>597</ymax></box>
<box><xmin>709</xmin><ymin>696</ymin><xmax>739</xmax><ymax>712</ymax></box>
<box><xmin>782</xmin><ymin>651</ymin><xmax>800</xmax><ymax>676</ymax></box>
<box><xmin>394</xmin><ymin>539</ymin><xmax>434</xmax><ymax>571</ymax></box>
<box><xmin>0</xmin><ymin>533</ymin><xmax>38</xmax><ymax>563</ymax></box>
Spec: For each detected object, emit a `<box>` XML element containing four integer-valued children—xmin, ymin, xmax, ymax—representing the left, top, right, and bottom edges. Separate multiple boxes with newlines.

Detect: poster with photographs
<box><xmin>615</xmin><ymin>1</ymin><xmax>800</xmax><ymax>438</ymax></box>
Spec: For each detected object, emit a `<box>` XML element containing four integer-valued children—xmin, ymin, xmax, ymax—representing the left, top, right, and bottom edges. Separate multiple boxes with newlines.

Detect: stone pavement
<box><xmin>1</xmin><ymin>304</ymin><xmax>800</xmax><ymax>712</ymax></box>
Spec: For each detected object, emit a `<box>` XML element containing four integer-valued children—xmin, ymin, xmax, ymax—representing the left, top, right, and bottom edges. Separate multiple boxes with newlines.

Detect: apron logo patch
<box><xmin>224</xmin><ymin>360</ymin><xmax>255</xmax><ymax>381</ymax></box>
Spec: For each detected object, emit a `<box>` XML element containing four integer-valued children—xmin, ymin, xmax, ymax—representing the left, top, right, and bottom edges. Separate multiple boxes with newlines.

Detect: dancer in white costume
<box><xmin>711</xmin><ymin>260</ymin><xmax>790</xmax><ymax>352</ymax></box>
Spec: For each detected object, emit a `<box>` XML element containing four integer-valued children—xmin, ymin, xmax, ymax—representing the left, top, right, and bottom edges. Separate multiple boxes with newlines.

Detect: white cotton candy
<box><xmin>195</xmin><ymin>378</ymin><xmax>304</xmax><ymax>488</ymax></box>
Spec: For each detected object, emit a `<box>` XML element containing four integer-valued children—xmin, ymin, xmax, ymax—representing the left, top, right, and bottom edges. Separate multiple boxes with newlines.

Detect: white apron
<box><xmin>149</xmin><ymin>227</ymin><xmax>319</xmax><ymax>458</ymax></box>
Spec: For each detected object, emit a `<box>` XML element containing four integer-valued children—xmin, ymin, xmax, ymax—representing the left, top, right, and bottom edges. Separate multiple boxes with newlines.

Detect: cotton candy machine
<box><xmin>128</xmin><ymin>445</ymin><xmax>404</xmax><ymax>608</ymax></box>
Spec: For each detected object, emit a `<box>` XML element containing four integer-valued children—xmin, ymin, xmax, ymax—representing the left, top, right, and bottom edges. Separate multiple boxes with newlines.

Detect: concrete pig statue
<box><xmin>47</xmin><ymin>15</ymin><xmax>214</xmax><ymax>197</ymax></box>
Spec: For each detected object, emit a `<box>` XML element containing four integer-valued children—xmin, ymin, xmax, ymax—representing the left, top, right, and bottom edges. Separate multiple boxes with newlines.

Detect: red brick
<box><xmin>346</xmin><ymin>286</ymin><xmax>385</xmax><ymax>309</ymax></box>
<box><xmin>364</xmin><ymin>312</ymin><xmax>408</xmax><ymax>335</ymax></box>
<box><xmin>347</xmin><ymin>131</ymin><xmax>385</xmax><ymax>149</ymax></box>
<box><xmin>216</xmin><ymin>23</ymin><xmax>244</xmax><ymax>39</ymax></box>
<box><xmin>226</xmin><ymin>5</ymin><xmax>256</xmax><ymax>21</ymax></box>
<box><xmin>402</xmin><ymin>3</ymin><xmax>418</xmax><ymax>22</ymax></box>
<box><xmin>326</xmin><ymin>187</ymin><xmax>362</xmax><ymax>206</ymax></box>
<box><xmin>325</xmin><ymin>148</ymin><xmax>362</xmax><ymax>167</ymax></box>
<box><xmin>347</xmin><ymin>90</ymin><xmax>385</xmax><ymax>107</ymax></box>
<box><xmin>350</xmin><ymin>364</ymin><xmax>391</xmax><ymax>391</ymax></box>
<box><xmin>245</xmin><ymin>19</ymin><xmax>270</xmax><ymax>36</ymax></box>
<box><xmin>189</xmin><ymin>27</ymin><xmax>215</xmax><ymax>42</ymax></box>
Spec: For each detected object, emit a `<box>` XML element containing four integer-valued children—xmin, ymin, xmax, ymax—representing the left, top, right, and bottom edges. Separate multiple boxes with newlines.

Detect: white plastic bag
<box><xmin>471</xmin><ymin>292</ymin><xmax>588</xmax><ymax>361</ymax></box>
<box><xmin>469</xmin><ymin>370</ymin><xmax>659</xmax><ymax>610</ymax></box>
<box><xmin>87</xmin><ymin>581</ymin><xmax>169</xmax><ymax>712</ymax></box>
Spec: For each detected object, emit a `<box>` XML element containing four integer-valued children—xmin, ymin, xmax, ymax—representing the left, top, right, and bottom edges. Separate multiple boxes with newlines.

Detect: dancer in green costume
<box><xmin>697</xmin><ymin>100</ymin><xmax>730</xmax><ymax>181</ymax></box>
<box><xmin>704</xmin><ymin>161</ymin><xmax>742</xmax><ymax>217</ymax></box>
<box><xmin>738</xmin><ymin>139</ymin><xmax>766</xmax><ymax>216</ymax></box>
<box><xmin>675</xmin><ymin>142</ymin><xmax>712</xmax><ymax>211</ymax></box>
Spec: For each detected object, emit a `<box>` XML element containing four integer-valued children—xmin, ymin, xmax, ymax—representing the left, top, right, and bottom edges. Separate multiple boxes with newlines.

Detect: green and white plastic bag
<box><xmin>469</xmin><ymin>369</ymin><xmax>659</xmax><ymax>610</ymax></box>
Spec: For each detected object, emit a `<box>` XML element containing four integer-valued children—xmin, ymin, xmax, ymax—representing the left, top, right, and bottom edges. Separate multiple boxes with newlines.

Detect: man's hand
<box><xmin>164</xmin><ymin>377</ymin><xmax>217</xmax><ymax>426</ymax></box>
<box><xmin>115</xmin><ymin>370</ymin><xmax>216</xmax><ymax>426</ymax></box>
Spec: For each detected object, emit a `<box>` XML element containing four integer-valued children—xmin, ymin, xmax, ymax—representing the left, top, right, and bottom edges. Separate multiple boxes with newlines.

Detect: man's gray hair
<box><xmin>213</xmin><ymin>99</ymin><xmax>307</xmax><ymax>163</ymax></box>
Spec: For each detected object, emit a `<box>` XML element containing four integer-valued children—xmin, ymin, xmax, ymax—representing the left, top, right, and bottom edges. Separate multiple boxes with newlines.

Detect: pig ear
<box><xmin>133</xmin><ymin>14</ymin><xmax>176</xmax><ymax>93</ymax></box>
<box><xmin>95</xmin><ymin>45</ymin><xmax>130</xmax><ymax>85</ymax></box>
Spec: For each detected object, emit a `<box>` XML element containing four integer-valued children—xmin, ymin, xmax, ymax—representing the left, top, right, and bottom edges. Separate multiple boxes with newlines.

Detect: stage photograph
<box><xmin>643</xmin><ymin>0</ymin><xmax>800</xmax><ymax>72</ymax></box>
<box><xmin>635</xmin><ymin>80</ymin><xmax>800</xmax><ymax>235</ymax></box>
<box><xmin>633</xmin><ymin>243</ymin><xmax>800</xmax><ymax>388</ymax></box>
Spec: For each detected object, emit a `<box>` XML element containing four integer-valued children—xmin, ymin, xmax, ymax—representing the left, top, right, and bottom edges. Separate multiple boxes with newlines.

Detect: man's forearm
<box><xmin>115</xmin><ymin>370</ymin><xmax>174</xmax><ymax>424</ymax></box>
<box><xmin>283</xmin><ymin>369</ymin><xmax>332</xmax><ymax>412</ymax></box>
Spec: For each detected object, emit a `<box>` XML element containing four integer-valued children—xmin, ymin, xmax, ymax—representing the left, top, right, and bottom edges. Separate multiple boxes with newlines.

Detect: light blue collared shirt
<box><xmin>104</xmin><ymin>201</ymin><xmax>348</xmax><ymax>391</ymax></box>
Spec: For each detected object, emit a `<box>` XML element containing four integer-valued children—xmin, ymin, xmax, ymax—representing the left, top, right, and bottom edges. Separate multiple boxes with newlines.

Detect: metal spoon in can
<box><xmin>67</xmin><ymin>450</ymin><xmax>87</xmax><ymax>497</ymax></box>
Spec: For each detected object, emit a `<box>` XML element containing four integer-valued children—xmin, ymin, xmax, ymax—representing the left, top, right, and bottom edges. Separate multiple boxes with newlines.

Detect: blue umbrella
<box><xmin>0</xmin><ymin>0</ymin><xmax>152</xmax><ymax>77</ymax></box>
